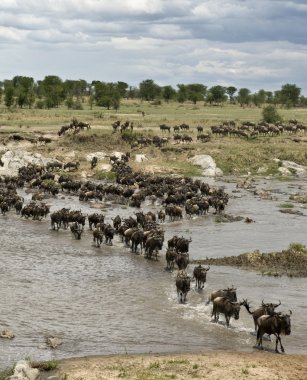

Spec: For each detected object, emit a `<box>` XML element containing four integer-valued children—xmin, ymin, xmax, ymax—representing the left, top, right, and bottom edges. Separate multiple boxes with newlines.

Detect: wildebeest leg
<box><xmin>225</xmin><ymin>315</ymin><xmax>230</xmax><ymax>327</ymax></box>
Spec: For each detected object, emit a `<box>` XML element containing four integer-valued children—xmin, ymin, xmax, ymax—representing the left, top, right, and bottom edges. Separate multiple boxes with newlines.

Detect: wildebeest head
<box><xmin>223</xmin><ymin>287</ymin><xmax>237</xmax><ymax>302</ymax></box>
<box><xmin>231</xmin><ymin>302</ymin><xmax>241</xmax><ymax>320</ymax></box>
<box><xmin>262</xmin><ymin>299</ymin><xmax>281</xmax><ymax>315</ymax></box>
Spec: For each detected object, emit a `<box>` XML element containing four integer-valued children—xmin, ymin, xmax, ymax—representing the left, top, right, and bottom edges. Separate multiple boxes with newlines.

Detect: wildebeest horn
<box><xmin>289</xmin><ymin>310</ymin><xmax>292</xmax><ymax>315</ymax></box>
<box><xmin>274</xmin><ymin>300</ymin><xmax>281</xmax><ymax>308</ymax></box>
<box><xmin>205</xmin><ymin>266</ymin><xmax>210</xmax><ymax>271</ymax></box>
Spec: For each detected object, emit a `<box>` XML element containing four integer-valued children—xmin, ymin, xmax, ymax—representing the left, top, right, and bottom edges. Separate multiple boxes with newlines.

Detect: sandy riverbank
<box><xmin>41</xmin><ymin>351</ymin><xmax>307</xmax><ymax>380</ymax></box>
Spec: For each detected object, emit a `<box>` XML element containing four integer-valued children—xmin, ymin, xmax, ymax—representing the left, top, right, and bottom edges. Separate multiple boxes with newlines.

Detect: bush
<box><xmin>262</xmin><ymin>105</ymin><xmax>282</xmax><ymax>123</ymax></box>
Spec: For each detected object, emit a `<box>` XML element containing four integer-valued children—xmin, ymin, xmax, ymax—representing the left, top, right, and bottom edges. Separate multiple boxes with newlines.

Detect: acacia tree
<box><xmin>92</xmin><ymin>81</ymin><xmax>121</xmax><ymax>109</ymax></box>
<box><xmin>206</xmin><ymin>85</ymin><xmax>227</xmax><ymax>105</ymax></box>
<box><xmin>38</xmin><ymin>75</ymin><xmax>65</xmax><ymax>108</ymax></box>
<box><xmin>237</xmin><ymin>88</ymin><xmax>251</xmax><ymax>107</ymax></box>
<box><xmin>162</xmin><ymin>85</ymin><xmax>176</xmax><ymax>102</ymax></box>
<box><xmin>279</xmin><ymin>83</ymin><xmax>301</xmax><ymax>108</ymax></box>
<box><xmin>139</xmin><ymin>79</ymin><xmax>161</xmax><ymax>101</ymax></box>
<box><xmin>226</xmin><ymin>86</ymin><xmax>237</xmax><ymax>103</ymax></box>
<box><xmin>4</xmin><ymin>81</ymin><xmax>15</xmax><ymax>108</ymax></box>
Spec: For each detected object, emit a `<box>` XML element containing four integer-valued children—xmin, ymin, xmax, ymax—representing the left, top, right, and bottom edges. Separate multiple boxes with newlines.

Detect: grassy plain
<box><xmin>0</xmin><ymin>100</ymin><xmax>307</xmax><ymax>176</ymax></box>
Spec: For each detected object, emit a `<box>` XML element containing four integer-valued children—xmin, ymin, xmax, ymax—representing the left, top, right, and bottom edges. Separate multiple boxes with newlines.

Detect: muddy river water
<box><xmin>0</xmin><ymin>177</ymin><xmax>306</xmax><ymax>368</ymax></box>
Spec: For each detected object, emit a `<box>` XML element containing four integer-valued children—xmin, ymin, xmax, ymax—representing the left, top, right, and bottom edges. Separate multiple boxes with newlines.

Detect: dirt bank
<box><xmin>41</xmin><ymin>351</ymin><xmax>307</xmax><ymax>380</ymax></box>
<box><xmin>192</xmin><ymin>245</ymin><xmax>307</xmax><ymax>277</ymax></box>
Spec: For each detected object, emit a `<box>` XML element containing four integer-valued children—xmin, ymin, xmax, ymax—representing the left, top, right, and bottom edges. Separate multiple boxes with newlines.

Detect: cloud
<box><xmin>0</xmin><ymin>0</ymin><xmax>307</xmax><ymax>93</ymax></box>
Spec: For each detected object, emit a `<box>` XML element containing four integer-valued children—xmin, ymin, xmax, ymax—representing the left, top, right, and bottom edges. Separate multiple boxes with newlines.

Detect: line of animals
<box><xmin>0</xmin><ymin>154</ymin><xmax>292</xmax><ymax>353</ymax></box>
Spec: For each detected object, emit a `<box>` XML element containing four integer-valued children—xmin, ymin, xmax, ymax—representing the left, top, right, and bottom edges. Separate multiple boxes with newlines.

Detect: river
<box><xmin>0</xmin><ymin>177</ymin><xmax>306</xmax><ymax>368</ymax></box>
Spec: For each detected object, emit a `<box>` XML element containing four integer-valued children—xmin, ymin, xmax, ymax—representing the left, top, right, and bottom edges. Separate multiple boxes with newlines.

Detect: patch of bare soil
<box><xmin>41</xmin><ymin>351</ymin><xmax>307</xmax><ymax>380</ymax></box>
<box><xmin>193</xmin><ymin>247</ymin><xmax>307</xmax><ymax>277</ymax></box>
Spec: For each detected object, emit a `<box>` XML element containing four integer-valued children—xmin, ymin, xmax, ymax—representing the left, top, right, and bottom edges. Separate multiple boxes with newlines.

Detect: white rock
<box><xmin>86</xmin><ymin>152</ymin><xmax>108</xmax><ymax>161</ymax></box>
<box><xmin>278</xmin><ymin>167</ymin><xmax>291</xmax><ymax>176</ymax></box>
<box><xmin>99</xmin><ymin>163</ymin><xmax>112</xmax><ymax>172</ymax></box>
<box><xmin>189</xmin><ymin>155</ymin><xmax>223</xmax><ymax>177</ymax></box>
<box><xmin>135</xmin><ymin>154</ymin><xmax>148</xmax><ymax>163</ymax></box>
<box><xmin>281</xmin><ymin>160</ymin><xmax>305</xmax><ymax>176</ymax></box>
<box><xmin>8</xmin><ymin>360</ymin><xmax>40</xmax><ymax>380</ymax></box>
<box><xmin>0</xmin><ymin>150</ymin><xmax>58</xmax><ymax>176</ymax></box>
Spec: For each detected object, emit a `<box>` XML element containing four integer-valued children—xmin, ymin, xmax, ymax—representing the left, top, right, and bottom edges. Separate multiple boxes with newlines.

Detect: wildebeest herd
<box><xmin>0</xmin><ymin>148</ymin><xmax>292</xmax><ymax>354</ymax></box>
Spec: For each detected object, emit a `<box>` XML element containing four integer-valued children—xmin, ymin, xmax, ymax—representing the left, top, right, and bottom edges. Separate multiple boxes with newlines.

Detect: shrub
<box><xmin>262</xmin><ymin>105</ymin><xmax>282</xmax><ymax>123</ymax></box>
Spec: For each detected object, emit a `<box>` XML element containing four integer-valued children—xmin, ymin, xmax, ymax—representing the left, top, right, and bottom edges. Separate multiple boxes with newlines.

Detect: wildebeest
<box><xmin>93</xmin><ymin>228</ymin><xmax>103</xmax><ymax>247</ymax></box>
<box><xmin>64</xmin><ymin>161</ymin><xmax>80</xmax><ymax>171</ymax></box>
<box><xmin>242</xmin><ymin>299</ymin><xmax>281</xmax><ymax>332</ymax></box>
<box><xmin>70</xmin><ymin>222</ymin><xmax>83</xmax><ymax>239</ymax></box>
<box><xmin>206</xmin><ymin>287</ymin><xmax>237</xmax><ymax>305</ymax></box>
<box><xmin>175</xmin><ymin>252</ymin><xmax>189</xmax><ymax>270</ymax></box>
<box><xmin>88</xmin><ymin>213</ymin><xmax>105</xmax><ymax>230</ymax></box>
<box><xmin>176</xmin><ymin>270</ymin><xmax>191</xmax><ymax>303</ymax></box>
<box><xmin>165</xmin><ymin>248</ymin><xmax>177</xmax><ymax>272</ymax></box>
<box><xmin>193</xmin><ymin>264</ymin><xmax>210</xmax><ymax>289</ymax></box>
<box><xmin>256</xmin><ymin>312</ymin><xmax>292</xmax><ymax>353</ymax></box>
<box><xmin>212</xmin><ymin>297</ymin><xmax>242</xmax><ymax>327</ymax></box>
<box><xmin>91</xmin><ymin>156</ymin><xmax>98</xmax><ymax>169</ymax></box>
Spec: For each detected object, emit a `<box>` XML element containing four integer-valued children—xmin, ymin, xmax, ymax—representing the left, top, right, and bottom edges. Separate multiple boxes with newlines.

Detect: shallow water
<box><xmin>0</xmin><ymin>177</ymin><xmax>306</xmax><ymax>368</ymax></box>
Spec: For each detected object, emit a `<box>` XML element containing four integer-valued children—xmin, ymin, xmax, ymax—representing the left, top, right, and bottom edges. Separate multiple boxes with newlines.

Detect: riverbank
<box><xmin>193</xmin><ymin>244</ymin><xmax>307</xmax><ymax>277</ymax></box>
<box><xmin>41</xmin><ymin>351</ymin><xmax>307</xmax><ymax>380</ymax></box>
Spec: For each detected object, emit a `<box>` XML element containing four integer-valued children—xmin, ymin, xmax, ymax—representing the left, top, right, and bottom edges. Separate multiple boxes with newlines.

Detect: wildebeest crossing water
<box><xmin>0</xmin><ymin>177</ymin><xmax>306</xmax><ymax>368</ymax></box>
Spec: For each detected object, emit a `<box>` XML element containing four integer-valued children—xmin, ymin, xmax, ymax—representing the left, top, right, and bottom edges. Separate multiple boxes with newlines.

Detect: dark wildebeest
<box><xmin>93</xmin><ymin>228</ymin><xmax>103</xmax><ymax>247</ymax></box>
<box><xmin>175</xmin><ymin>252</ymin><xmax>189</xmax><ymax>270</ymax></box>
<box><xmin>193</xmin><ymin>264</ymin><xmax>210</xmax><ymax>289</ymax></box>
<box><xmin>64</xmin><ymin>161</ymin><xmax>80</xmax><ymax>171</ymax></box>
<box><xmin>212</xmin><ymin>297</ymin><xmax>242</xmax><ymax>327</ymax></box>
<box><xmin>165</xmin><ymin>248</ymin><xmax>177</xmax><ymax>272</ymax></box>
<box><xmin>112</xmin><ymin>215</ymin><xmax>122</xmax><ymax>231</ymax></box>
<box><xmin>242</xmin><ymin>299</ymin><xmax>281</xmax><ymax>332</ymax></box>
<box><xmin>91</xmin><ymin>156</ymin><xmax>98</xmax><ymax>169</ymax></box>
<box><xmin>176</xmin><ymin>270</ymin><xmax>191</xmax><ymax>303</ymax></box>
<box><xmin>256</xmin><ymin>311</ymin><xmax>292</xmax><ymax>353</ymax></box>
<box><xmin>70</xmin><ymin>222</ymin><xmax>83</xmax><ymax>239</ymax></box>
<box><xmin>206</xmin><ymin>287</ymin><xmax>237</xmax><ymax>305</ymax></box>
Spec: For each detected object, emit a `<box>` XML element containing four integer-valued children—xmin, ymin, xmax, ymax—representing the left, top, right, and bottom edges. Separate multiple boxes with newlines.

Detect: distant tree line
<box><xmin>0</xmin><ymin>75</ymin><xmax>306</xmax><ymax>110</ymax></box>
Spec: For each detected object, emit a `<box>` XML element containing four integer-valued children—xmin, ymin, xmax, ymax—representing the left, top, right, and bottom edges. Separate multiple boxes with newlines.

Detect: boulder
<box><xmin>274</xmin><ymin>158</ymin><xmax>306</xmax><ymax>177</ymax></box>
<box><xmin>86</xmin><ymin>152</ymin><xmax>108</xmax><ymax>161</ymax></box>
<box><xmin>189</xmin><ymin>155</ymin><xmax>223</xmax><ymax>177</ymax></box>
<box><xmin>7</xmin><ymin>360</ymin><xmax>40</xmax><ymax>380</ymax></box>
<box><xmin>135</xmin><ymin>154</ymin><xmax>148</xmax><ymax>163</ymax></box>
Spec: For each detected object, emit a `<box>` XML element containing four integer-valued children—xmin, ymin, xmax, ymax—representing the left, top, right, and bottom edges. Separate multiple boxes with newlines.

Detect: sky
<box><xmin>1</xmin><ymin>0</ymin><xmax>307</xmax><ymax>94</ymax></box>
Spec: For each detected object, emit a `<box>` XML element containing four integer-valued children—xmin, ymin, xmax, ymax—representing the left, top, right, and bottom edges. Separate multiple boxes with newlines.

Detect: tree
<box><xmin>11</xmin><ymin>76</ymin><xmax>35</xmax><ymax>108</ymax></box>
<box><xmin>226</xmin><ymin>86</ymin><xmax>237</xmax><ymax>103</ymax></box>
<box><xmin>186</xmin><ymin>84</ymin><xmax>207</xmax><ymax>104</ymax></box>
<box><xmin>39</xmin><ymin>75</ymin><xmax>65</xmax><ymax>108</ymax></box>
<box><xmin>279</xmin><ymin>83</ymin><xmax>301</xmax><ymax>107</ymax></box>
<box><xmin>262</xmin><ymin>105</ymin><xmax>282</xmax><ymax>123</ymax></box>
<box><xmin>252</xmin><ymin>89</ymin><xmax>267</xmax><ymax>107</ymax></box>
<box><xmin>206</xmin><ymin>85</ymin><xmax>227</xmax><ymax>104</ymax></box>
<box><xmin>237</xmin><ymin>88</ymin><xmax>251</xmax><ymax>107</ymax></box>
<box><xmin>92</xmin><ymin>81</ymin><xmax>121</xmax><ymax>109</ymax></box>
<box><xmin>4</xmin><ymin>81</ymin><xmax>15</xmax><ymax>108</ymax></box>
<box><xmin>139</xmin><ymin>79</ymin><xmax>161</xmax><ymax>101</ymax></box>
<box><xmin>162</xmin><ymin>85</ymin><xmax>176</xmax><ymax>102</ymax></box>
<box><xmin>176</xmin><ymin>84</ymin><xmax>188</xmax><ymax>103</ymax></box>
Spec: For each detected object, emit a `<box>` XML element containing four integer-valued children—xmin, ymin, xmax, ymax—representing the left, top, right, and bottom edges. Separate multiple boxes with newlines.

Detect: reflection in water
<box><xmin>0</xmin><ymin>178</ymin><xmax>306</xmax><ymax>368</ymax></box>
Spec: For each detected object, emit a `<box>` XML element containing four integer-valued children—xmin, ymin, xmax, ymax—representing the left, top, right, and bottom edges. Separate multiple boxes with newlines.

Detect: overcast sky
<box><xmin>1</xmin><ymin>0</ymin><xmax>307</xmax><ymax>94</ymax></box>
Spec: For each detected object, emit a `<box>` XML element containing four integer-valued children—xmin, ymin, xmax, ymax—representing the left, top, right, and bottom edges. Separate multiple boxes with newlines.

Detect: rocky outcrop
<box><xmin>189</xmin><ymin>155</ymin><xmax>223</xmax><ymax>177</ymax></box>
<box><xmin>7</xmin><ymin>360</ymin><xmax>40</xmax><ymax>380</ymax></box>
<box><xmin>0</xmin><ymin>150</ymin><xmax>58</xmax><ymax>176</ymax></box>
<box><xmin>274</xmin><ymin>158</ymin><xmax>306</xmax><ymax>177</ymax></box>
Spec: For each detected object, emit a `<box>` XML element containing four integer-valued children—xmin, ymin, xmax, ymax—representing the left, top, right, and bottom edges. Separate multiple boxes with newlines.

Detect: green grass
<box><xmin>1</xmin><ymin>100</ymin><xmax>307</xmax><ymax>177</ymax></box>
<box><xmin>278</xmin><ymin>203</ymin><xmax>294</xmax><ymax>208</ymax></box>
